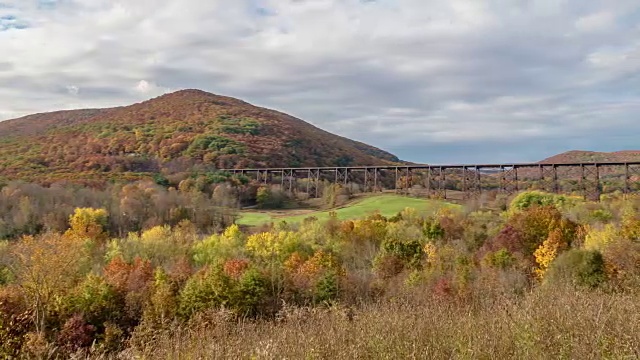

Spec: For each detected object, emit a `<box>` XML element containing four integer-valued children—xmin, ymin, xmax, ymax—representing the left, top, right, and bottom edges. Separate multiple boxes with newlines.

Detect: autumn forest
<box><xmin>0</xmin><ymin>91</ymin><xmax>639</xmax><ymax>359</ymax></box>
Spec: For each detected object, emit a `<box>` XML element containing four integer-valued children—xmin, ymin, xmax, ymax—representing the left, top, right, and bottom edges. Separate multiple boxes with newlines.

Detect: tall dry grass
<box><xmin>118</xmin><ymin>286</ymin><xmax>640</xmax><ymax>360</ymax></box>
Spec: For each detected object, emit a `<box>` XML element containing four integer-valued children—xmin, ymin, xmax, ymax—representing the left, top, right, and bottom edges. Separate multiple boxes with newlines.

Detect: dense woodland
<box><xmin>0</xmin><ymin>185</ymin><xmax>639</xmax><ymax>358</ymax></box>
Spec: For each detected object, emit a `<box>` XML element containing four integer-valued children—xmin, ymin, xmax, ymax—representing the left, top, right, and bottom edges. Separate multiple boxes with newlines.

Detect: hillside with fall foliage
<box><xmin>539</xmin><ymin>150</ymin><xmax>640</xmax><ymax>164</ymax></box>
<box><xmin>0</xmin><ymin>90</ymin><xmax>400</xmax><ymax>185</ymax></box>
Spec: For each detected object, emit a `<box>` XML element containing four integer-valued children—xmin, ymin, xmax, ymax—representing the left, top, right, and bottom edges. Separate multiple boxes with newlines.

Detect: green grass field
<box><xmin>236</xmin><ymin>194</ymin><xmax>458</xmax><ymax>226</ymax></box>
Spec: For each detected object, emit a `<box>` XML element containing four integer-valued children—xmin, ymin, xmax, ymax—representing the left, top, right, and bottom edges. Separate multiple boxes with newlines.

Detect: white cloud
<box><xmin>0</xmin><ymin>0</ymin><xmax>639</xmax><ymax>163</ymax></box>
<box><xmin>134</xmin><ymin>80</ymin><xmax>151</xmax><ymax>93</ymax></box>
<box><xmin>66</xmin><ymin>85</ymin><xmax>79</xmax><ymax>95</ymax></box>
<box><xmin>575</xmin><ymin>11</ymin><xmax>615</xmax><ymax>33</ymax></box>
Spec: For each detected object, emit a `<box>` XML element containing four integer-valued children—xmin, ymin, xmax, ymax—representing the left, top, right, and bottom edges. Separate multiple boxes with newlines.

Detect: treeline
<box><xmin>0</xmin><ymin>172</ymin><xmax>348</xmax><ymax>241</ymax></box>
<box><xmin>0</xmin><ymin>191</ymin><xmax>639</xmax><ymax>357</ymax></box>
<box><xmin>0</xmin><ymin>180</ymin><xmax>238</xmax><ymax>240</ymax></box>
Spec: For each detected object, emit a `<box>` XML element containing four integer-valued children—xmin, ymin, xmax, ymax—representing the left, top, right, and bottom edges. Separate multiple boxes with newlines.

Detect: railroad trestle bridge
<box><xmin>224</xmin><ymin>162</ymin><xmax>640</xmax><ymax>201</ymax></box>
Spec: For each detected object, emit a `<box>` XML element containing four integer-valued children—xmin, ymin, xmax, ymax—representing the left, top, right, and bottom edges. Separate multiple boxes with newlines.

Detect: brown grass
<box><xmin>119</xmin><ymin>287</ymin><xmax>640</xmax><ymax>360</ymax></box>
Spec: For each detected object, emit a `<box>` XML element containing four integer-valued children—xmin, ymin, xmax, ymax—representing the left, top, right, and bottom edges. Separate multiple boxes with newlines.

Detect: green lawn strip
<box><xmin>236</xmin><ymin>194</ymin><xmax>459</xmax><ymax>226</ymax></box>
<box><xmin>235</xmin><ymin>212</ymin><xmax>274</xmax><ymax>226</ymax></box>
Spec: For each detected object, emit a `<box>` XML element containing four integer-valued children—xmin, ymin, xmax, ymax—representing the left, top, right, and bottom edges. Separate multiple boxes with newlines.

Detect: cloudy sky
<box><xmin>1</xmin><ymin>0</ymin><xmax>639</xmax><ymax>164</ymax></box>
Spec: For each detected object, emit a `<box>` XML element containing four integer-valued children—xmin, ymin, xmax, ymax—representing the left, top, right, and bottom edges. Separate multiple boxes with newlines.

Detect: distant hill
<box><xmin>0</xmin><ymin>89</ymin><xmax>400</xmax><ymax>185</ymax></box>
<box><xmin>539</xmin><ymin>150</ymin><xmax>640</xmax><ymax>164</ymax></box>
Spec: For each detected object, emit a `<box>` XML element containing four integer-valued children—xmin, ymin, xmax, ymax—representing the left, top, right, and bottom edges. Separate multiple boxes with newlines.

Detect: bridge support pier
<box><xmin>426</xmin><ymin>167</ymin><xmax>446</xmax><ymax>199</ymax></box>
<box><xmin>395</xmin><ymin>167</ymin><xmax>412</xmax><ymax>194</ymax></box>
<box><xmin>539</xmin><ymin>165</ymin><xmax>559</xmax><ymax>193</ymax></box>
<box><xmin>581</xmin><ymin>164</ymin><xmax>601</xmax><ymax>201</ymax></box>
<box><xmin>306</xmin><ymin>168</ymin><xmax>320</xmax><ymax>198</ymax></box>
<box><xmin>282</xmin><ymin>169</ymin><xmax>295</xmax><ymax>194</ymax></box>
<box><xmin>335</xmin><ymin>168</ymin><xmax>349</xmax><ymax>186</ymax></box>
<box><xmin>623</xmin><ymin>163</ymin><xmax>640</xmax><ymax>197</ymax></box>
<box><xmin>500</xmin><ymin>166</ymin><xmax>519</xmax><ymax>195</ymax></box>
<box><xmin>364</xmin><ymin>167</ymin><xmax>380</xmax><ymax>192</ymax></box>
<box><xmin>256</xmin><ymin>169</ymin><xmax>269</xmax><ymax>185</ymax></box>
<box><xmin>462</xmin><ymin>166</ymin><xmax>481</xmax><ymax>200</ymax></box>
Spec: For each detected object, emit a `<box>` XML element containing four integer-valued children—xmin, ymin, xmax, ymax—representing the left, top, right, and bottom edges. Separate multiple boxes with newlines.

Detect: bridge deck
<box><xmin>220</xmin><ymin>161</ymin><xmax>640</xmax><ymax>201</ymax></box>
<box><xmin>222</xmin><ymin>161</ymin><xmax>640</xmax><ymax>172</ymax></box>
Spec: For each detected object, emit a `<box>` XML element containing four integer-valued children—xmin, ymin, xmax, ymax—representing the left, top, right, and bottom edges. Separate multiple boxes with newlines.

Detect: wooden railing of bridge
<box><xmin>223</xmin><ymin>162</ymin><xmax>640</xmax><ymax>201</ymax></box>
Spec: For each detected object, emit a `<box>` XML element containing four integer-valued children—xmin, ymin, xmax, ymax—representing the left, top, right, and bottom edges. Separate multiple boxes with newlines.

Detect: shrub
<box><xmin>56</xmin><ymin>314</ymin><xmax>96</xmax><ymax>354</ymax></box>
<box><xmin>508</xmin><ymin>205</ymin><xmax>578</xmax><ymax>257</ymax></box>
<box><xmin>256</xmin><ymin>186</ymin><xmax>287</xmax><ymax>209</ymax></box>
<box><xmin>584</xmin><ymin>224</ymin><xmax>618</xmax><ymax>252</ymax></box>
<box><xmin>245</xmin><ymin>231</ymin><xmax>304</xmax><ymax>262</ymax></box>
<box><xmin>103</xmin><ymin>256</ymin><xmax>153</xmax><ymax>295</ymax></box>
<box><xmin>509</xmin><ymin>191</ymin><xmax>566</xmax><ymax>212</ymax></box>
<box><xmin>192</xmin><ymin>224</ymin><xmax>245</xmax><ymax>267</ymax></box>
<box><xmin>178</xmin><ymin>267</ymin><xmax>233</xmax><ymax>318</ymax></box>
<box><xmin>146</xmin><ymin>268</ymin><xmax>178</xmax><ymax>323</ymax></box>
<box><xmin>61</xmin><ymin>274</ymin><xmax>123</xmax><ymax>329</ymax></box>
<box><xmin>373</xmin><ymin>254</ymin><xmax>405</xmax><ymax>279</ymax></box>
<box><xmin>378</xmin><ymin>237</ymin><xmax>423</xmax><ymax>270</ymax></box>
<box><xmin>621</xmin><ymin>211</ymin><xmax>640</xmax><ymax>241</ymax></box>
<box><xmin>288</xmin><ymin>250</ymin><xmax>344</xmax><ymax>303</ymax></box>
<box><xmin>10</xmin><ymin>233</ymin><xmax>88</xmax><ymax>333</ymax></box>
<box><xmin>120</xmin><ymin>225</ymin><xmax>190</xmax><ymax>266</ymax></box>
<box><xmin>103</xmin><ymin>256</ymin><xmax>154</xmax><ymax>322</ymax></box>
<box><xmin>233</xmin><ymin>268</ymin><xmax>268</xmax><ymax>317</ymax></box>
<box><xmin>483</xmin><ymin>248</ymin><xmax>515</xmax><ymax>270</ymax></box>
<box><xmin>223</xmin><ymin>258</ymin><xmax>250</xmax><ymax>279</ymax></box>
<box><xmin>314</xmin><ymin>271</ymin><xmax>340</xmax><ymax>304</ymax></box>
<box><xmin>483</xmin><ymin>225</ymin><xmax>525</xmax><ymax>255</ymax></box>
<box><xmin>590</xmin><ymin>209</ymin><xmax>613</xmax><ymax>223</ymax></box>
<box><xmin>423</xmin><ymin>218</ymin><xmax>445</xmax><ymax>241</ymax></box>
<box><xmin>533</xmin><ymin>229</ymin><xmax>570</xmax><ymax>279</ymax></box>
<box><xmin>321</xmin><ymin>183</ymin><xmax>350</xmax><ymax>207</ymax></box>
<box><xmin>545</xmin><ymin>249</ymin><xmax>607</xmax><ymax>289</ymax></box>
<box><xmin>599</xmin><ymin>238</ymin><xmax>640</xmax><ymax>290</ymax></box>
<box><xmin>97</xmin><ymin>322</ymin><xmax>125</xmax><ymax>354</ymax></box>
<box><xmin>0</xmin><ymin>286</ymin><xmax>30</xmax><ymax>357</ymax></box>
<box><xmin>344</xmin><ymin>219</ymin><xmax>387</xmax><ymax>246</ymax></box>
<box><xmin>435</xmin><ymin>208</ymin><xmax>465</xmax><ymax>242</ymax></box>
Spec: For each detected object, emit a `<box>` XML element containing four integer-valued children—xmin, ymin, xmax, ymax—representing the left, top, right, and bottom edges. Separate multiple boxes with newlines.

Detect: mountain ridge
<box><xmin>539</xmin><ymin>150</ymin><xmax>640</xmax><ymax>164</ymax></box>
<box><xmin>0</xmin><ymin>89</ymin><xmax>400</xmax><ymax>185</ymax></box>
<box><xmin>2</xmin><ymin>90</ymin><xmax>639</xmax><ymax>186</ymax></box>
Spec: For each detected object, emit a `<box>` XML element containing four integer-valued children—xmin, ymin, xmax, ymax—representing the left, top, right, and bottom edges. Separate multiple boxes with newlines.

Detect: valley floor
<box><xmin>236</xmin><ymin>194</ymin><xmax>459</xmax><ymax>226</ymax></box>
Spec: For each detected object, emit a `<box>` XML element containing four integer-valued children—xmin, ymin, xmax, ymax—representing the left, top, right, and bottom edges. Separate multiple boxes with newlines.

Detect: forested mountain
<box><xmin>0</xmin><ymin>89</ymin><xmax>400</xmax><ymax>185</ymax></box>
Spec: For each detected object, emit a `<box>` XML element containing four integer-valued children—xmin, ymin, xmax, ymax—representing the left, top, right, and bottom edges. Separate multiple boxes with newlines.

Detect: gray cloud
<box><xmin>0</xmin><ymin>0</ymin><xmax>640</xmax><ymax>163</ymax></box>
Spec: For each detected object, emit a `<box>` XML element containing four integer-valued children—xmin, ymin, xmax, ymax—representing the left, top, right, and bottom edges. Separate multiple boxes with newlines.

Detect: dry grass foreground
<box><xmin>123</xmin><ymin>286</ymin><xmax>640</xmax><ymax>360</ymax></box>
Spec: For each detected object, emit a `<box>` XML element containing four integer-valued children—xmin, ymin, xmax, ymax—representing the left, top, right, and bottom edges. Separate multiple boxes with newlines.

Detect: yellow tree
<box><xmin>534</xmin><ymin>229</ymin><xmax>569</xmax><ymax>279</ymax></box>
<box><xmin>192</xmin><ymin>224</ymin><xmax>246</xmax><ymax>266</ymax></box>
<box><xmin>64</xmin><ymin>207</ymin><xmax>108</xmax><ymax>243</ymax></box>
<box><xmin>9</xmin><ymin>233</ymin><xmax>88</xmax><ymax>333</ymax></box>
<box><xmin>245</xmin><ymin>231</ymin><xmax>302</xmax><ymax>301</ymax></box>
<box><xmin>584</xmin><ymin>224</ymin><xmax>618</xmax><ymax>252</ymax></box>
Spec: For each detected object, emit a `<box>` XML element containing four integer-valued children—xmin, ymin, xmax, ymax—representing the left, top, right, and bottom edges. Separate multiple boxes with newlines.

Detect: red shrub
<box><xmin>103</xmin><ymin>256</ymin><xmax>131</xmax><ymax>292</ymax></box>
<box><xmin>223</xmin><ymin>259</ymin><xmax>250</xmax><ymax>279</ymax></box>
<box><xmin>433</xmin><ymin>277</ymin><xmax>453</xmax><ymax>298</ymax></box>
<box><xmin>483</xmin><ymin>225</ymin><xmax>524</xmax><ymax>254</ymax></box>
<box><xmin>56</xmin><ymin>314</ymin><xmax>96</xmax><ymax>354</ymax></box>
<box><xmin>169</xmin><ymin>256</ymin><xmax>194</xmax><ymax>286</ymax></box>
<box><xmin>374</xmin><ymin>254</ymin><xmax>405</xmax><ymax>279</ymax></box>
<box><xmin>103</xmin><ymin>256</ymin><xmax>153</xmax><ymax>294</ymax></box>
